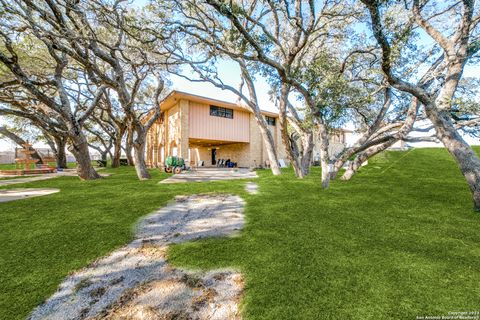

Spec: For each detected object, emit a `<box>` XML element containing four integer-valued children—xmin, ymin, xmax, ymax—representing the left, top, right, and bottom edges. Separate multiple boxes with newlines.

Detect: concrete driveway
<box><xmin>160</xmin><ymin>167</ymin><xmax>257</xmax><ymax>183</ymax></box>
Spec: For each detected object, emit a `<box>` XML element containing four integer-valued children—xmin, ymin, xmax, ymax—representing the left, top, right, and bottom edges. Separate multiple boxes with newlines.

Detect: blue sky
<box><xmin>169</xmin><ymin>60</ymin><xmax>276</xmax><ymax>111</ymax></box>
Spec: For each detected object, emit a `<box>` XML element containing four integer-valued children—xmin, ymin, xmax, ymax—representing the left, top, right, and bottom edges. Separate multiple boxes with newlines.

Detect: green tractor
<box><xmin>164</xmin><ymin>156</ymin><xmax>185</xmax><ymax>174</ymax></box>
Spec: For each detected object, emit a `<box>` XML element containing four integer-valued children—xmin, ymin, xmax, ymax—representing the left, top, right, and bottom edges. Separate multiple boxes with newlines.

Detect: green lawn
<box><xmin>1</xmin><ymin>148</ymin><xmax>479</xmax><ymax>319</ymax></box>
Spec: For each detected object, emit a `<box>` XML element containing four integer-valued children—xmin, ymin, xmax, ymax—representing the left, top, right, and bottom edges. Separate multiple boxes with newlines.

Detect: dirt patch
<box><xmin>0</xmin><ymin>188</ymin><xmax>60</xmax><ymax>203</ymax></box>
<box><xmin>0</xmin><ymin>170</ymin><xmax>110</xmax><ymax>187</ymax></box>
<box><xmin>29</xmin><ymin>194</ymin><xmax>245</xmax><ymax>320</ymax></box>
<box><xmin>100</xmin><ymin>272</ymin><xmax>243</xmax><ymax>320</ymax></box>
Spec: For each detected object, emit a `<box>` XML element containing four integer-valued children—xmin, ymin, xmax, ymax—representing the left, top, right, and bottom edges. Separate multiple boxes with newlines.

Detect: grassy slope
<box><xmin>0</xmin><ymin>168</ymin><xmax>247</xmax><ymax>320</ymax></box>
<box><xmin>169</xmin><ymin>148</ymin><xmax>480</xmax><ymax>319</ymax></box>
<box><xmin>0</xmin><ymin>148</ymin><xmax>479</xmax><ymax>319</ymax></box>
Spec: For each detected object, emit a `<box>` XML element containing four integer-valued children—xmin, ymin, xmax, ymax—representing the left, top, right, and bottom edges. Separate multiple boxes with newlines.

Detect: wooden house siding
<box><xmin>188</xmin><ymin>102</ymin><xmax>250</xmax><ymax>143</ymax></box>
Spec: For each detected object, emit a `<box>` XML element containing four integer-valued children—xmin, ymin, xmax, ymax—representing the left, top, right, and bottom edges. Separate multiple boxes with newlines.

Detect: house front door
<box><xmin>211</xmin><ymin>148</ymin><xmax>217</xmax><ymax>165</ymax></box>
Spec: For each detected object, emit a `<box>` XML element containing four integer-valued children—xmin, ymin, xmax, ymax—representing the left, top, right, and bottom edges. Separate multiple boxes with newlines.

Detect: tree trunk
<box><xmin>112</xmin><ymin>139</ymin><xmax>122</xmax><ymax>168</ymax></box>
<box><xmin>132</xmin><ymin>124</ymin><xmax>151</xmax><ymax>180</ymax></box>
<box><xmin>341</xmin><ymin>142</ymin><xmax>389</xmax><ymax>180</ymax></box>
<box><xmin>256</xmin><ymin>119</ymin><xmax>281</xmax><ymax>175</ymax></box>
<box><xmin>101</xmin><ymin>151</ymin><xmax>108</xmax><ymax>161</ymax></box>
<box><xmin>43</xmin><ymin>131</ymin><xmax>67</xmax><ymax>168</ymax></box>
<box><xmin>318</xmin><ymin>125</ymin><xmax>330</xmax><ymax>189</ymax></box>
<box><xmin>54</xmin><ymin>136</ymin><xmax>68</xmax><ymax>169</ymax></box>
<box><xmin>236</xmin><ymin>59</ymin><xmax>281</xmax><ymax>175</ymax></box>
<box><xmin>67</xmin><ymin>128</ymin><xmax>101</xmax><ymax>180</ymax></box>
<box><xmin>288</xmin><ymin>133</ymin><xmax>305</xmax><ymax>178</ymax></box>
<box><xmin>425</xmin><ymin>105</ymin><xmax>480</xmax><ymax>210</ymax></box>
<box><xmin>285</xmin><ymin>111</ymin><xmax>314</xmax><ymax>177</ymax></box>
<box><xmin>340</xmin><ymin>97</ymin><xmax>420</xmax><ymax>181</ymax></box>
<box><xmin>341</xmin><ymin>158</ymin><xmax>361</xmax><ymax>181</ymax></box>
<box><xmin>133</xmin><ymin>143</ymin><xmax>150</xmax><ymax>180</ymax></box>
<box><xmin>277</xmin><ymin>84</ymin><xmax>315</xmax><ymax>179</ymax></box>
<box><xmin>283</xmin><ymin>130</ymin><xmax>304</xmax><ymax>178</ymax></box>
<box><xmin>278</xmin><ymin>84</ymin><xmax>307</xmax><ymax>178</ymax></box>
<box><xmin>111</xmin><ymin>128</ymin><xmax>125</xmax><ymax>168</ymax></box>
<box><xmin>126</xmin><ymin>125</ymin><xmax>134</xmax><ymax>166</ymax></box>
<box><xmin>425</xmin><ymin>59</ymin><xmax>480</xmax><ymax>210</ymax></box>
<box><xmin>300</xmin><ymin>133</ymin><xmax>314</xmax><ymax>177</ymax></box>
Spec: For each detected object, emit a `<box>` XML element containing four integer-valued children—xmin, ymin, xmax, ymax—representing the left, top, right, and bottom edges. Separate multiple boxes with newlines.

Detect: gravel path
<box><xmin>29</xmin><ymin>194</ymin><xmax>245</xmax><ymax>320</ymax></box>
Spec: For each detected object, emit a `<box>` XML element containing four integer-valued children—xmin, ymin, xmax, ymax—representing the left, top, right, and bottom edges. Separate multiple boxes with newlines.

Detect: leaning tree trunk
<box><xmin>54</xmin><ymin>136</ymin><xmax>68</xmax><ymax>169</ymax></box>
<box><xmin>67</xmin><ymin>126</ymin><xmax>101</xmax><ymax>180</ymax></box>
<box><xmin>341</xmin><ymin>136</ymin><xmax>401</xmax><ymax>180</ymax></box>
<box><xmin>425</xmin><ymin>104</ymin><xmax>480</xmax><ymax>210</ymax></box>
<box><xmin>341</xmin><ymin>139</ymin><xmax>394</xmax><ymax>180</ymax></box>
<box><xmin>342</xmin><ymin>153</ymin><xmax>366</xmax><ymax>181</ymax></box>
<box><xmin>132</xmin><ymin>124</ymin><xmax>151</xmax><ymax>180</ymax></box>
<box><xmin>255</xmin><ymin>119</ymin><xmax>281</xmax><ymax>175</ymax></box>
<box><xmin>238</xmin><ymin>60</ymin><xmax>281</xmax><ymax>175</ymax></box>
<box><xmin>341</xmin><ymin>97</ymin><xmax>420</xmax><ymax>181</ymax></box>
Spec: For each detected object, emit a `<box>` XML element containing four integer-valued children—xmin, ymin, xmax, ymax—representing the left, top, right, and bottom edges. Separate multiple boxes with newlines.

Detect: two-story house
<box><xmin>145</xmin><ymin>91</ymin><xmax>287</xmax><ymax>168</ymax></box>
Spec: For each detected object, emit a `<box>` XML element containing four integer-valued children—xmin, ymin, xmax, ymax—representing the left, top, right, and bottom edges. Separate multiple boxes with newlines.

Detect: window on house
<box><xmin>265</xmin><ymin>116</ymin><xmax>276</xmax><ymax>126</ymax></box>
<box><xmin>210</xmin><ymin>105</ymin><xmax>233</xmax><ymax>119</ymax></box>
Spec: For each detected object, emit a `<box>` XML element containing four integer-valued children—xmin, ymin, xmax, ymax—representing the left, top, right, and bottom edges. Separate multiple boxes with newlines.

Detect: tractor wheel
<box><xmin>173</xmin><ymin>166</ymin><xmax>182</xmax><ymax>174</ymax></box>
<box><xmin>165</xmin><ymin>167</ymin><xmax>173</xmax><ymax>173</ymax></box>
